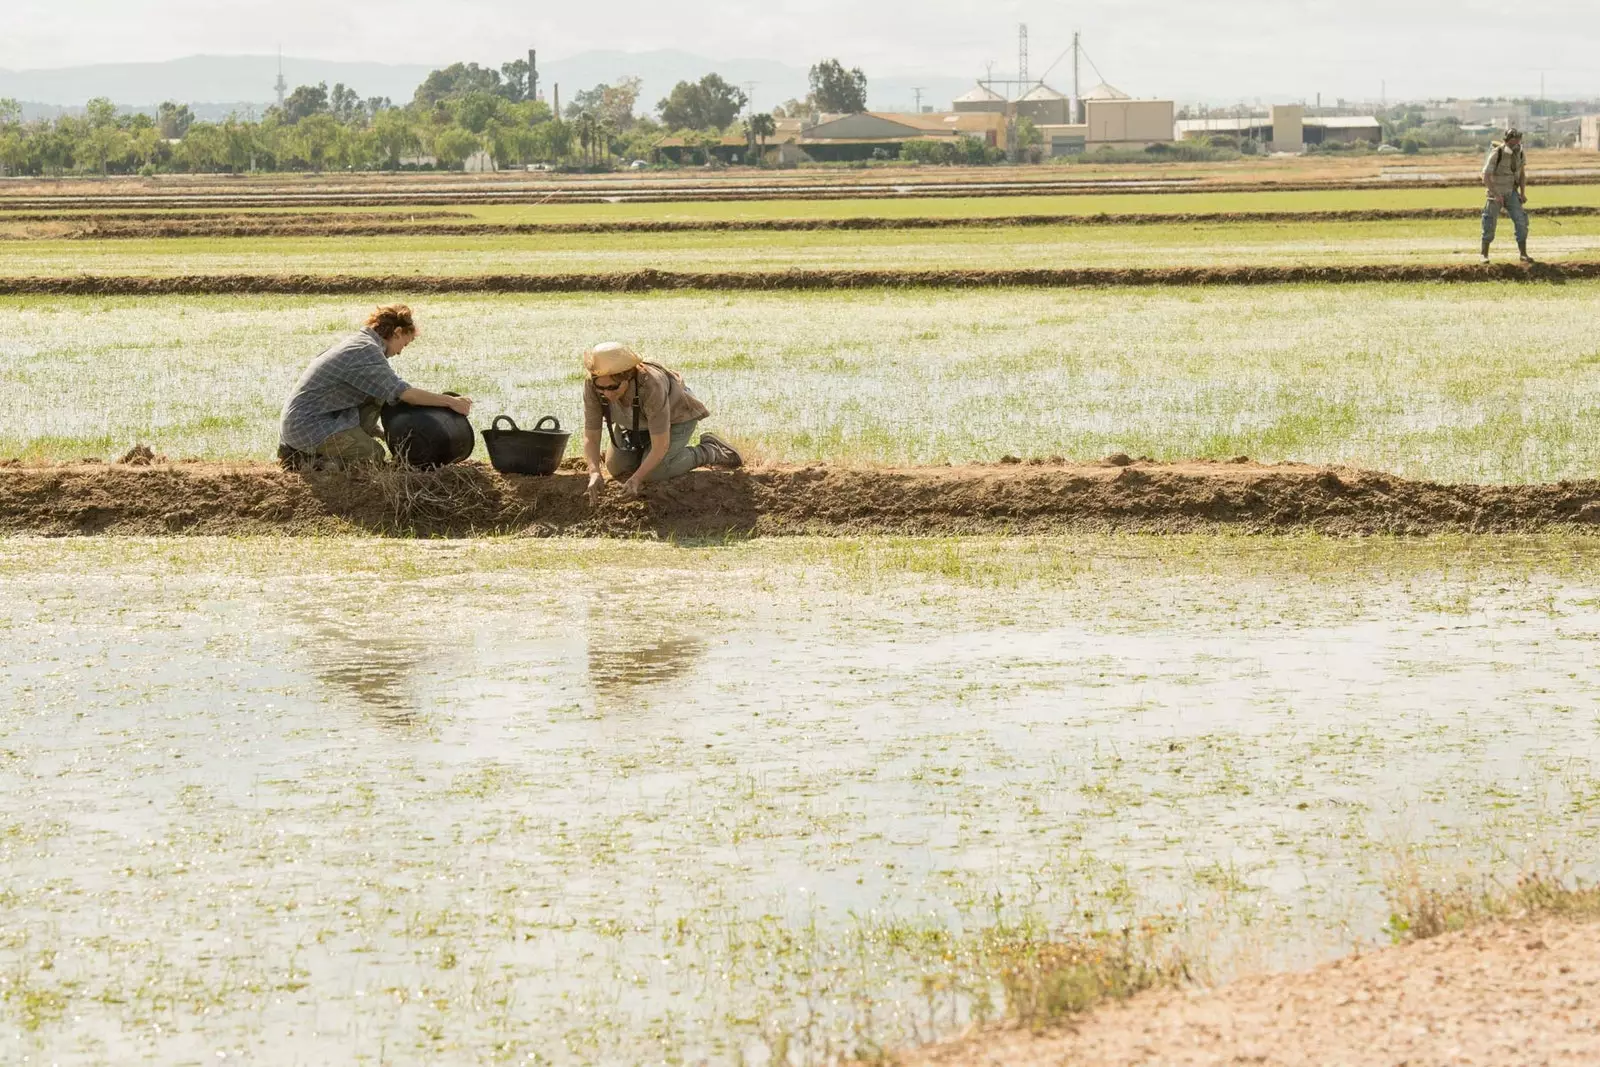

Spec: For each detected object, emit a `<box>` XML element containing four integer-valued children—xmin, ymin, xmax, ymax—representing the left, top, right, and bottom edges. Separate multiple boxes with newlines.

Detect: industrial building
<box><xmin>1175</xmin><ymin>105</ymin><xmax>1381</xmax><ymax>149</ymax></box>
<box><xmin>1577</xmin><ymin>115</ymin><xmax>1600</xmax><ymax>151</ymax></box>
<box><xmin>953</xmin><ymin>76</ymin><xmax>1178</xmax><ymax>157</ymax></box>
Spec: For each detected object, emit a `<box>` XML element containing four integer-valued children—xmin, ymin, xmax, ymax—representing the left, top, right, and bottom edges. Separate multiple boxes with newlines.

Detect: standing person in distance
<box><xmin>581</xmin><ymin>342</ymin><xmax>743</xmax><ymax>502</ymax></box>
<box><xmin>277</xmin><ymin>304</ymin><xmax>472</xmax><ymax>469</ymax></box>
<box><xmin>1481</xmin><ymin>127</ymin><xmax>1533</xmax><ymax>265</ymax></box>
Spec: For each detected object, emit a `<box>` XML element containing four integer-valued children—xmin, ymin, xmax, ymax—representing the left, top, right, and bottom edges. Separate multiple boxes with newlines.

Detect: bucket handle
<box><xmin>534</xmin><ymin>416</ymin><xmax>562</xmax><ymax>432</ymax></box>
<box><xmin>491</xmin><ymin>415</ymin><xmax>520</xmax><ymax>433</ymax></box>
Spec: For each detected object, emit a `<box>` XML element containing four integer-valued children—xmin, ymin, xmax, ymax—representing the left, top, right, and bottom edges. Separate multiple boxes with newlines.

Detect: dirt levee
<box><xmin>893</xmin><ymin>915</ymin><xmax>1600</xmax><ymax>1067</ymax></box>
<box><xmin>3</xmin><ymin>261</ymin><xmax>1597</xmax><ymax>296</ymax></box>
<box><xmin>13</xmin><ymin>205</ymin><xmax>1600</xmax><ymax>240</ymax></box>
<box><xmin>4</xmin><ymin>461</ymin><xmax>1599</xmax><ymax>538</ymax></box>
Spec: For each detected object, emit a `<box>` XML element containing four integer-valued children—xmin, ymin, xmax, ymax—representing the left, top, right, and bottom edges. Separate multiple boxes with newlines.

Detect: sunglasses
<box><xmin>592</xmin><ymin>374</ymin><xmax>632</xmax><ymax>392</ymax></box>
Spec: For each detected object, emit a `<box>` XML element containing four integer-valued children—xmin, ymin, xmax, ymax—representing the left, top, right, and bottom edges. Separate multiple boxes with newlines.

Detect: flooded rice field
<box><xmin>3</xmin><ymin>535</ymin><xmax>1599</xmax><ymax>1064</ymax></box>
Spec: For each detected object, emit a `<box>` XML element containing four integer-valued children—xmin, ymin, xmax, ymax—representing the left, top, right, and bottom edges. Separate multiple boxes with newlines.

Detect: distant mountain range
<box><xmin>0</xmin><ymin>51</ymin><xmax>979</xmax><ymax>120</ymax></box>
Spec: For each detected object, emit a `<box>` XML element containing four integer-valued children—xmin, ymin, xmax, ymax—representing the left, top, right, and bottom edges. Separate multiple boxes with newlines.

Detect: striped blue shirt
<box><xmin>278</xmin><ymin>328</ymin><xmax>411</xmax><ymax>451</ymax></box>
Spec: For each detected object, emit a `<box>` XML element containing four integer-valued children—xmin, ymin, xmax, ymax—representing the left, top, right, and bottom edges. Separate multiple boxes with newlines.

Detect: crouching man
<box><xmin>278</xmin><ymin>304</ymin><xmax>472</xmax><ymax>469</ymax></box>
<box><xmin>582</xmin><ymin>342</ymin><xmax>742</xmax><ymax>501</ymax></box>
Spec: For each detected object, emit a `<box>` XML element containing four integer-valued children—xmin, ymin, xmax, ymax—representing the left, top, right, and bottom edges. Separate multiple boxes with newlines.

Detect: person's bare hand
<box><xmin>619</xmin><ymin>478</ymin><xmax>643</xmax><ymax>501</ymax></box>
<box><xmin>445</xmin><ymin>395</ymin><xmax>473</xmax><ymax>416</ymax></box>
<box><xmin>586</xmin><ymin>471</ymin><xmax>604</xmax><ymax>504</ymax></box>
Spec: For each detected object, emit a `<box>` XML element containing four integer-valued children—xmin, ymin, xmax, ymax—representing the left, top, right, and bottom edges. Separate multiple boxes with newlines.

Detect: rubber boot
<box><xmin>1518</xmin><ymin>239</ymin><xmax>1534</xmax><ymax>264</ymax></box>
<box><xmin>1480</xmin><ymin>239</ymin><xmax>1491</xmax><ymax>264</ymax></box>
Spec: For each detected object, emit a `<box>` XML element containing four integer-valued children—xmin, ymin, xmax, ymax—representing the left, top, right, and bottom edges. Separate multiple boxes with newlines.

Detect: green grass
<box><xmin>5</xmin><ymin>215</ymin><xmax>1600</xmax><ymax>277</ymax></box>
<box><xmin>8</xmin><ymin>183</ymin><xmax>1600</xmax><ymax>226</ymax></box>
<box><xmin>6</xmin><ymin>283</ymin><xmax>1600</xmax><ymax>482</ymax></box>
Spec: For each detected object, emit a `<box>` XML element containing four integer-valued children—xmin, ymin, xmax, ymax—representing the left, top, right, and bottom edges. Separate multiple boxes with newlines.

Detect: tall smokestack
<box><xmin>529</xmin><ymin>49</ymin><xmax>539</xmax><ymax>102</ymax></box>
<box><xmin>554</xmin><ymin>84</ymin><xmax>561</xmax><ymax>120</ymax></box>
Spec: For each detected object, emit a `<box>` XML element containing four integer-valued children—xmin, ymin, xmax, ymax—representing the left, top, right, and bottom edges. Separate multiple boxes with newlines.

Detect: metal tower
<box><xmin>1018</xmin><ymin>24</ymin><xmax>1029</xmax><ymax>86</ymax></box>
<box><xmin>274</xmin><ymin>47</ymin><xmax>287</xmax><ymax>109</ymax></box>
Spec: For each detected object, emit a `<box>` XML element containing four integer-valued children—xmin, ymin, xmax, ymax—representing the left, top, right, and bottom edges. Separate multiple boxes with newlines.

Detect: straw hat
<box><xmin>584</xmin><ymin>342</ymin><xmax>642</xmax><ymax>377</ymax></box>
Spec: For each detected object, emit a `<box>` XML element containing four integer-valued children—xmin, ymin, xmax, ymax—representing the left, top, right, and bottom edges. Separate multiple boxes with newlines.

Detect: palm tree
<box><xmin>575</xmin><ymin>111</ymin><xmax>598</xmax><ymax>166</ymax></box>
<box><xmin>747</xmin><ymin>113</ymin><xmax>777</xmax><ymax>165</ymax></box>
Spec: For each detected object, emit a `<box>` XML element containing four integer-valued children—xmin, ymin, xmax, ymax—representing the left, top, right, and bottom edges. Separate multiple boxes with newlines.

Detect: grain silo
<box><xmin>952</xmin><ymin>84</ymin><xmax>1008</xmax><ymax>114</ymax></box>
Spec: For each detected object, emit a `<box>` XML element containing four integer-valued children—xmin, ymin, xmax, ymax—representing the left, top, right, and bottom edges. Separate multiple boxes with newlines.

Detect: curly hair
<box><xmin>364</xmin><ymin>303</ymin><xmax>417</xmax><ymax>340</ymax></box>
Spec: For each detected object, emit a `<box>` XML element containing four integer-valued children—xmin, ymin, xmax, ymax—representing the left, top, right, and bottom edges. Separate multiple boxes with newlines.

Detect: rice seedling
<box><xmin>4</xmin><ymin>216</ymin><xmax>1600</xmax><ymax>278</ymax></box>
<box><xmin>5</xmin><ymin>282</ymin><xmax>1600</xmax><ymax>483</ymax></box>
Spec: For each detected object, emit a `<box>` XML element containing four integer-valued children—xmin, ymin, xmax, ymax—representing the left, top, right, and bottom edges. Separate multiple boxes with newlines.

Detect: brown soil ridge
<box><xmin>3</xmin><ymin>460</ymin><xmax>1599</xmax><ymax>538</ymax></box>
<box><xmin>0</xmin><ymin>209</ymin><xmax>472</xmax><ymax>225</ymax></box>
<box><xmin>894</xmin><ymin>915</ymin><xmax>1600</xmax><ymax>1067</ymax></box>
<box><xmin>0</xmin><ymin>262</ymin><xmax>1592</xmax><ymax>296</ymax></box>
<box><xmin>3</xmin><ymin>173</ymin><xmax>1598</xmax><ymax>211</ymax></box>
<box><xmin>15</xmin><ymin>205</ymin><xmax>1600</xmax><ymax>241</ymax></box>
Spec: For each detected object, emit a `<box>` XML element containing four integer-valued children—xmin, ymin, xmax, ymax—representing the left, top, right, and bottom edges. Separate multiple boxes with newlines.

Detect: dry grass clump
<box><xmin>348</xmin><ymin>461</ymin><xmax>508</xmax><ymax>532</ymax></box>
<box><xmin>979</xmin><ymin>921</ymin><xmax>1190</xmax><ymax>1027</ymax></box>
<box><xmin>1385</xmin><ymin>868</ymin><xmax>1600</xmax><ymax>943</ymax></box>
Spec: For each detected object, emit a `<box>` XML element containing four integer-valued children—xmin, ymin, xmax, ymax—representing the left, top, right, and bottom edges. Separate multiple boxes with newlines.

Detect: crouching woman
<box><xmin>277</xmin><ymin>304</ymin><xmax>472</xmax><ymax>469</ymax></box>
<box><xmin>582</xmin><ymin>342</ymin><xmax>742</xmax><ymax>500</ymax></box>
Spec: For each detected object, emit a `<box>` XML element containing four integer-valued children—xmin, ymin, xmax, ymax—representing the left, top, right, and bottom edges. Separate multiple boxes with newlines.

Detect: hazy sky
<box><xmin>4</xmin><ymin>0</ymin><xmax>1597</xmax><ymax>101</ymax></box>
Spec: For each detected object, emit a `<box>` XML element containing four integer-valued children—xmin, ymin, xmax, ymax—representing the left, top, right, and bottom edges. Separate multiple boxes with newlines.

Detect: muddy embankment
<box><xmin>4</xmin><ymin>460</ymin><xmax>1600</xmax><ymax>538</ymax></box>
<box><xmin>8</xmin><ymin>206</ymin><xmax>1600</xmax><ymax>240</ymax></box>
<box><xmin>3</xmin><ymin>172</ymin><xmax>1597</xmax><ymax>211</ymax></box>
<box><xmin>1</xmin><ymin>261</ymin><xmax>1593</xmax><ymax>296</ymax></box>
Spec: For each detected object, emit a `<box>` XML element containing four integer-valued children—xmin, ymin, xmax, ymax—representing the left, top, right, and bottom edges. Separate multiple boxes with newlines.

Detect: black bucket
<box><xmin>482</xmin><ymin>415</ymin><xmax>571</xmax><ymax>476</ymax></box>
<box><xmin>381</xmin><ymin>399</ymin><xmax>475</xmax><ymax>469</ymax></box>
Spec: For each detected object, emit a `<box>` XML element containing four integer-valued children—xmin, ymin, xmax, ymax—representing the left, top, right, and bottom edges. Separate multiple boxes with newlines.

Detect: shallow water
<box><xmin>3</xmin><ymin>536</ymin><xmax>1599</xmax><ymax>1064</ymax></box>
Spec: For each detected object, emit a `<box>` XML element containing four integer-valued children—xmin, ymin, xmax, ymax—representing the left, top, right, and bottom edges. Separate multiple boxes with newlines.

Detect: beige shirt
<box><xmin>1482</xmin><ymin>142</ymin><xmax>1525</xmax><ymax>195</ymax></box>
<box><xmin>583</xmin><ymin>361</ymin><xmax>710</xmax><ymax>440</ymax></box>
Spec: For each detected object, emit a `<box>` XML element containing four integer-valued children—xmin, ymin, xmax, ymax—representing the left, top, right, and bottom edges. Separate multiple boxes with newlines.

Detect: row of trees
<box><xmin>0</xmin><ymin>54</ymin><xmax>878</xmax><ymax>176</ymax></box>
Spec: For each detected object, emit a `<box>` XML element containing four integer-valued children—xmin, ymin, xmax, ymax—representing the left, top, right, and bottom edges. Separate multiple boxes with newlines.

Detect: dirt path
<box><xmin>895</xmin><ymin>916</ymin><xmax>1600</xmax><ymax>1067</ymax></box>
<box><xmin>0</xmin><ymin>261</ymin><xmax>1592</xmax><ymax>295</ymax></box>
<box><xmin>3</xmin><ymin>460</ymin><xmax>1599</xmax><ymax>538</ymax></box>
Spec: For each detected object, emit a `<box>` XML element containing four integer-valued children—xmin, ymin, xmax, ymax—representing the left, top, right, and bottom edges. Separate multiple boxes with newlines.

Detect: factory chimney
<box><xmin>529</xmin><ymin>49</ymin><xmax>539</xmax><ymax>102</ymax></box>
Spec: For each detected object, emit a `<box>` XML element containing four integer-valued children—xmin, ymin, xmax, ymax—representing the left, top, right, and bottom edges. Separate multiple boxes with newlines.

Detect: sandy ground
<box><xmin>3</xmin><ymin>459</ymin><xmax>1600</xmax><ymax>538</ymax></box>
<box><xmin>895</xmin><ymin>916</ymin><xmax>1600</xmax><ymax>1067</ymax></box>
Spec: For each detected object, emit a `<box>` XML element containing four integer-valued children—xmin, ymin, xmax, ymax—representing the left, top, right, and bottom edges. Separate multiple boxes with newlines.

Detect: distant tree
<box><xmin>157</xmin><ymin>101</ymin><xmax>194</xmax><ymax>139</ymax></box>
<box><xmin>330</xmin><ymin>83</ymin><xmax>365</xmax><ymax>125</ymax></box>
<box><xmin>772</xmin><ymin>98</ymin><xmax>806</xmax><ymax>120</ymax></box>
<box><xmin>371</xmin><ymin>107</ymin><xmax>419</xmax><ymax>166</ymax></box>
<box><xmin>0</xmin><ymin>98</ymin><xmax>21</xmax><ymax>126</ymax></box>
<box><xmin>747</xmin><ymin>112</ymin><xmax>776</xmax><ymax>160</ymax></box>
<box><xmin>809</xmin><ymin>59</ymin><xmax>868</xmax><ymax>114</ymax></box>
<box><xmin>657</xmin><ymin>74</ymin><xmax>747</xmax><ymax>131</ymax></box>
<box><xmin>432</xmin><ymin>125</ymin><xmax>480</xmax><ymax>168</ymax></box>
<box><xmin>498</xmin><ymin>59</ymin><xmax>530</xmax><ymax>103</ymax></box>
<box><xmin>292</xmin><ymin>112</ymin><xmax>340</xmax><ymax>169</ymax></box>
<box><xmin>451</xmin><ymin>90</ymin><xmax>504</xmax><ymax>134</ymax></box>
<box><xmin>283</xmin><ymin>83</ymin><xmax>330</xmax><ymax>124</ymax></box>
<box><xmin>84</xmin><ymin>123</ymin><xmax>132</xmax><ymax>174</ymax></box>
<box><xmin>84</xmin><ymin>97</ymin><xmax>119</xmax><ymax>129</ymax></box>
<box><xmin>569</xmin><ymin>77</ymin><xmax>642</xmax><ymax>131</ymax></box>
<box><xmin>414</xmin><ymin>63</ymin><xmax>501</xmax><ymax>107</ymax></box>
<box><xmin>575</xmin><ymin>110</ymin><xmax>598</xmax><ymax>165</ymax></box>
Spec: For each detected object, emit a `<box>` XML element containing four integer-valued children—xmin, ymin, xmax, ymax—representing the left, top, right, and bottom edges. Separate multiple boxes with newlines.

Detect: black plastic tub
<box><xmin>482</xmin><ymin>415</ymin><xmax>571</xmax><ymax>476</ymax></box>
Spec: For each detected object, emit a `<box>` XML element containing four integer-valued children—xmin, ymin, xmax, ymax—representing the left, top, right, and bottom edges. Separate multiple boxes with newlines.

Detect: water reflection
<box><xmin>289</xmin><ymin>605</ymin><xmax>431</xmax><ymax>728</ymax></box>
<box><xmin>586</xmin><ymin>635</ymin><xmax>705</xmax><ymax>706</ymax></box>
